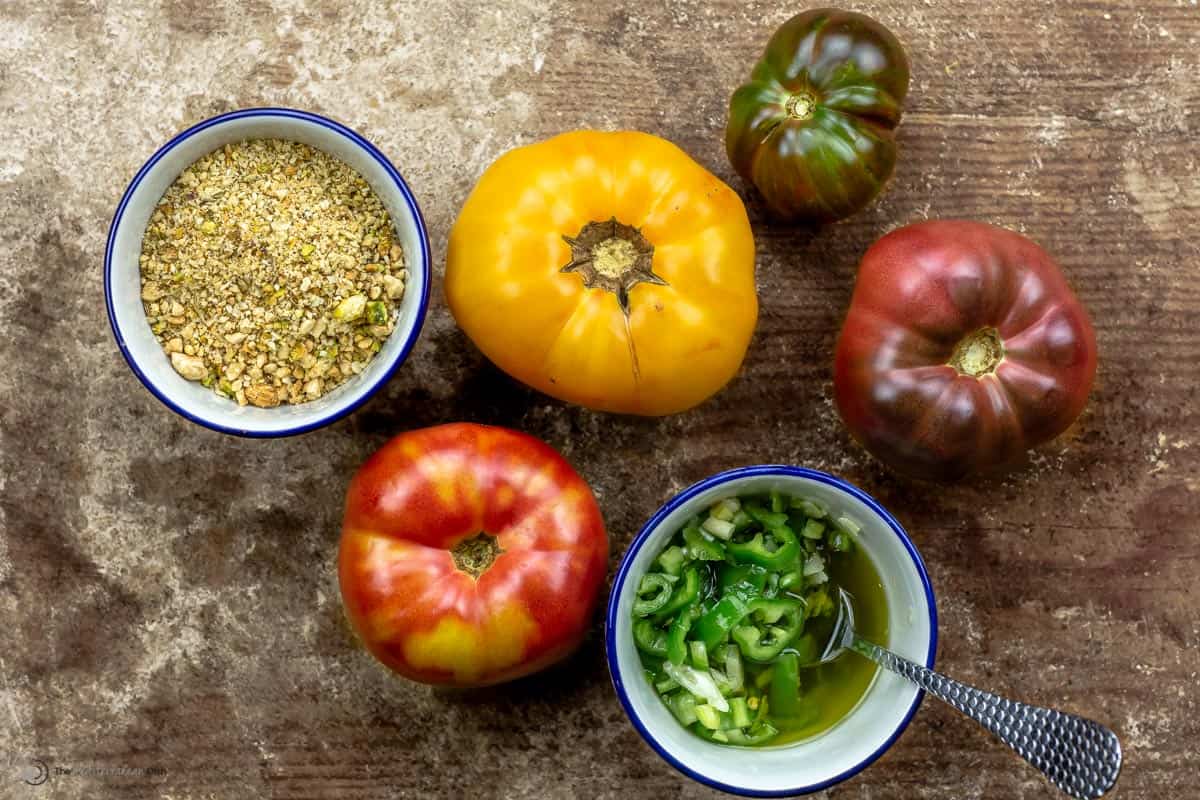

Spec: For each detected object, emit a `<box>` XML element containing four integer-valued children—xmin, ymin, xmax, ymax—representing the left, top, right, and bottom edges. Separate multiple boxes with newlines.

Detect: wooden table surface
<box><xmin>1</xmin><ymin>1</ymin><xmax>1197</xmax><ymax>798</ymax></box>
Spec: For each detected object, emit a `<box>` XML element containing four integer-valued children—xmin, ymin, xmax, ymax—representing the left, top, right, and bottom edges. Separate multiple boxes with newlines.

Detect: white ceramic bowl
<box><xmin>104</xmin><ymin>108</ymin><xmax>431</xmax><ymax>437</ymax></box>
<box><xmin>607</xmin><ymin>465</ymin><xmax>937</xmax><ymax>796</ymax></box>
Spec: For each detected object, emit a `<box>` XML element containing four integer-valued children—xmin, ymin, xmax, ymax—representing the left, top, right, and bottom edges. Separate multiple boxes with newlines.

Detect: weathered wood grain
<box><xmin>0</xmin><ymin>0</ymin><xmax>1196</xmax><ymax>798</ymax></box>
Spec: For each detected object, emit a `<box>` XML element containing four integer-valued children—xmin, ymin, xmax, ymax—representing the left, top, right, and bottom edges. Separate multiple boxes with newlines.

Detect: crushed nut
<box><xmin>139</xmin><ymin>139</ymin><xmax>407</xmax><ymax>405</ymax></box>
<box><xmin>382</xmin><ymin>274</ymin><xmax>405</xmax><ymax>299</ymax></box>
<box><xmin>245</xmin><ymin>384</ymin><xmax>280</xmax><ymax>408</ymax></box>
<box><xmin>170</xmin><ymin>352</ymin><xmax>207</xmax><ymax>381</ymax></box>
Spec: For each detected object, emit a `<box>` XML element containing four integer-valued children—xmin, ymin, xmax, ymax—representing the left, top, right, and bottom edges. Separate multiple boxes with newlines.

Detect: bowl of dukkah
<box><xmin>105</xmin><ymin>107</ymin><xmax>430</xmax><ymax>436</ymax></box>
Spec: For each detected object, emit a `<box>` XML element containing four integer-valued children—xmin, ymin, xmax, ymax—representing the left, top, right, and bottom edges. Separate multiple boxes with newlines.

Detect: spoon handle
<box><xmin>851</xmin><ymin>637</ymin><xmax>1122</xmax><ymax>799</ymax></box>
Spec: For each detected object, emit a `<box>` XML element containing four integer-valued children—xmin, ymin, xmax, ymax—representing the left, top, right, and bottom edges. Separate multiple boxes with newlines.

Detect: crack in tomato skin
<box><xmin>338</xmin><ymin>423</ymin><xmax>608</xmax><ymax>687</ymax></box>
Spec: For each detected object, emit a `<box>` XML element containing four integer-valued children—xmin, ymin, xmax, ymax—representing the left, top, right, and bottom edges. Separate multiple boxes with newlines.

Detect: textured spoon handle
<box><xmin>852</xmin><ymin>638</ymin><xmax>1122</xmax><ymax>799</ymax></box>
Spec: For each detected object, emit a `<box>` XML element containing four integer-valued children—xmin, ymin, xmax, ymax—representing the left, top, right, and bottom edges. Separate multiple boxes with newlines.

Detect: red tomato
<box><xmin>834</xmin><ymin>220</ymin><xmax>1097</xmax><ymax>481</ymax></box>
<box><xmin>338</xmin><ymin>423</ymin><xmax>608</xmax><ymax>686</ymax></box>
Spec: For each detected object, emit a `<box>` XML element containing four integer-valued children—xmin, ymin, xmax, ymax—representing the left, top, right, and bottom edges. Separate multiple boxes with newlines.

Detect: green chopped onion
<box><xmin>701</xmin><ymin>516</ymin><xmax>735</xmax><ymax>540</ymax></box>
<box><xmin>830</xmin><ymin>530</ymin><xmax>853</xmax><ymax>552</ymax></box>
<box><xmin>666</xmin><ymin>692</ymin><xmax>698</xmax><ymax>726</ymax></box>
<box><xmin>779</xmin><ymin>570</ymin><xmax>802</xmax><ymax>591</ymax></box>
<box><xmin>682</xmin><ymin>519</ymin><xmax>725</xmax><ymax>561</ymax></box>
<box><xmin>722</xmin><ymin>644</ymin><xmax>744</xmax><ymax>693</ymax></box>
<box><xmin>724</xmin><ymin>721</ymin><xmax>779</xmax><ymax>745</ymax></box>
<box><xmin>709</xmin><ymin>497</ymin><xmax>741</xmax><ymax>521</ymax></box>
<box><xmin>835</xmin><ymin>515</ymin><xmax>861</xmax><ymax>536</ymax></box>
<box><xmin>801</xmin><ymin>519</ymin><xmax>826</xmax><ymax>540</ymax></box>
<box><xmin>663</xmin><ymin>662</ymin><xmax>729</xmax><ymax>712</ymax></box>
<box><xmin>655</xmin><ymin>675</ymin><xmax>680</xmax><ymax>694</ymax></box>
<box><xmin>729</xmin><ymin>697</ymin><xmax>752</xmax><ymax>729</ymax></box>
<box><xmin>796</xmin><ymin>499</ymin><xmax>827</xmax><ymax>518</ymax></box>
<box><xmin>656</xmin><ymin>545</ymin><xmax>686</xmax><ymax>576</ymax></box>
<box><xmin>694</xmin><ymin>703</ymin><xmax>723</xmax><ymax>730</ymax></box>
<box><xmin>770</xmin><ymin>491</ymin><xmax>786</xmax><ymax>513</ymax></box>
<box><xmin>689</xmin><ymin>640</ymin><xmax>709</xmax><ymax>670</ymax></box>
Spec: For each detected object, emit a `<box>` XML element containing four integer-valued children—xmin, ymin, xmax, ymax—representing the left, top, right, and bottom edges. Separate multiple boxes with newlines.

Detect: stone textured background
<box><xmin>1</xmin><ymin>0</ymin><xmax>1198</xmax><ymax>798</ymax></box>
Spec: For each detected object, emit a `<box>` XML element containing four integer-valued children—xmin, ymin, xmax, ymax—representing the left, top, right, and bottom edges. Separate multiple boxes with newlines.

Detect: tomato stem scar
<box><xmin>561</xmin><ymin>218</ymin><xmax>669</xmax><ymax>381</ymax></box>
<box><xmin>450</xmin><ymin>532</ymin><xmax>504</xmax><ymax>578</ymax></box>
<box><xmin>948</xmin><ymin>327</ymin><xmax>1005</xmax><ymax>377</ymax></box>
<box><xmin>560</xmin><ymin>217</ymin><xmax>667</xmax><ymax>315</ymax></box>
<box><xmin>786</xmin><ymin>91</ymin><xmax>817</xmax><ymax>121</ymax></box>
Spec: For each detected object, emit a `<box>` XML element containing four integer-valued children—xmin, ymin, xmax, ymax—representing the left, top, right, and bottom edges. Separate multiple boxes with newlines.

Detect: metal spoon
<box><xmin>810</xmin><ymin>588</ymin><xmax>1122</xmax><ymax>799</ymax></box>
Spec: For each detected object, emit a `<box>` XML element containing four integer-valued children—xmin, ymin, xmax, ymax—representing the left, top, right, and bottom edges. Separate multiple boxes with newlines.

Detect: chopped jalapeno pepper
<box><xmin>717</xmin><ymin>563</ymin><xmax>767</xmax><ymax>595</ymax></box>
<box><xmin>667</xmin><ymin>604</ymin><xmax>700</xmax><ymax>665</ymax></box>
<box><xmin>694</xmin><ymin>589</ymin><xmax>753</xmax><ymax>650</ymax></box>
<box><xmin>732</xmin><ymin>597</ymin><xmax>805</xmax><ymax>662</ymax></box>
<box><xmin>682</xmin><ymin>518</ymin><xmax>726</xmax><ymax>561</ymax></box>
<box><xmin>743</xmin><ymin>502</ymin><xmax>789</xmax><ymax>529</ymax></box>
<box><xmin>653</xmin><ymin>564</ymin><xmax>702</xmax><ymax>622</ymax></box>
<box><xmin>723</xmin><ymin>721</ymin><xmax>780</xmax><ymax>745</ymax></box>
<box><xmin>768</xmin><ymin>652</ymin><xmax>804</xmax><ymax>718</ymax></box>
<box><xmin>633</xmin><ymin>618</ymin><xmax>669</xmax><ymax>659</ymax></box>
<box><xmin>633</xmin><ymin>573</ymin><xmax>677</xmax><ymax>617</ymax></box>
<box><xmin>726</xmin><ymin>525</ymin><xmax>799</xmax><ymax>570</ymax></box>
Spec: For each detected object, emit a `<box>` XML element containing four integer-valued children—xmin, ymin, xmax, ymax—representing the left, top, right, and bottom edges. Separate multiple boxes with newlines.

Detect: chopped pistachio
<box><xmin>365</xmin><ymin>300</ymin><xmax>388</xmax><ymax>325</ymax></box>
<box><xmin>333</xmin><ymin>294</ymin><xmax>367</xmax><ymax>321</ymax></box>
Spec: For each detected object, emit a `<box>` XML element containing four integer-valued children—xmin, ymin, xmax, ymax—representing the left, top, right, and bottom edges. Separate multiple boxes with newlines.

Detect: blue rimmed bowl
<box><xmin>606</xmin><ymin>465</ymin><xmax>938</xmax><ymax>796</ymax></box>
<box><xmin>104</xmin><ymin>107</ymin><xmax>431</xmax><ymax>437</ymax></box>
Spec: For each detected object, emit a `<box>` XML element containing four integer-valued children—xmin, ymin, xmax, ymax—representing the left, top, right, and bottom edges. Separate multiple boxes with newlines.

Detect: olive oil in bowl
<box><xmin>759</xmin><ymin>541</ymin><xmax>888</xmax><ymax>744</ymax></box>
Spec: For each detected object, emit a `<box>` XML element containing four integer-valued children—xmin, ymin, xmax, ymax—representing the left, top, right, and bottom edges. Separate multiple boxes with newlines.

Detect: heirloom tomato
<box><xmin>445</xmin><ymin>130</ymin><xmax>757</xmax><ymax>416</ymax></box>
<box><xmin>834</xmin><ymin>220</ymin><xmax>1097</xmax><ymax>481</ymax></box>
<box><xmin>338</xmin><ymin>423</ymin><xmax>608</xmax><ymax>687</ymax></box>
<box><xmin>726</xmin><ymin>9</ymin><xmax>910</xmax><ymax>223</ymax></box>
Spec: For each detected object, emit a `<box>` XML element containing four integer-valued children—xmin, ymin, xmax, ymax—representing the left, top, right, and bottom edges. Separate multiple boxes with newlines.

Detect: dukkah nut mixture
<box><xmin>139</xmin><ymin>138</ymin><xmax>406</xmax><ymax>407</ymax></box>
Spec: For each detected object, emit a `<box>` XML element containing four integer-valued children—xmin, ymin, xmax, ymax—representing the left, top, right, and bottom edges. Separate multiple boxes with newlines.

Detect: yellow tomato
<box><xmin>446</xmin><ymin>131</ymin><xmax>758</xmax><ymax>416</ymax></box>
